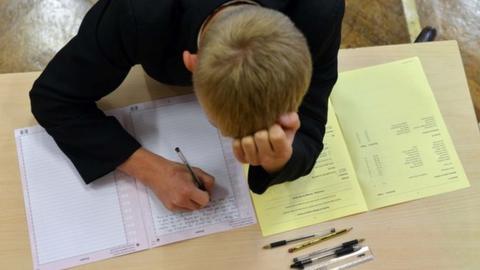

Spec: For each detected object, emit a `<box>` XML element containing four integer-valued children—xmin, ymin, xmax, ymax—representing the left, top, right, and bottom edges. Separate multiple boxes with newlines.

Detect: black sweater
<box><xmin>29</xmin><ymin>0</ymin><xmax>345</xmax><ymax>194</ymax></box>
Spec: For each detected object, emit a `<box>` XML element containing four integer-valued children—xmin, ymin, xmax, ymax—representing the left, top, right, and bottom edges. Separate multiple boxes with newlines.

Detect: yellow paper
<box><xmin>331</xmin><ymin>57</ymin><xmax>470</xmax><ymax>209</ymax></box>
<box><xmin>251</xmin><ymin>57</ymin><xmax>470</xmax><ymax>236</ymax></box>
<box><xmin>251</xmin><ymin>102</ymin><xmax>368</xmax><ymax>236</ymax></box>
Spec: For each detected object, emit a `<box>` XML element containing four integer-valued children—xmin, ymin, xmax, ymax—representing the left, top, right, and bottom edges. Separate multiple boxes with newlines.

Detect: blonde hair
<box><xmin>193</xmin><ymin>5</ymin><xmax>312</xmax><ymax>138</ymax></box>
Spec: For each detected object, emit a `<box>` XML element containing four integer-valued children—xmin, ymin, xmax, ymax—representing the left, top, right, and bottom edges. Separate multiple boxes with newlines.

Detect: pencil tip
<box><xmin>174</xmin><ymin>147</ymin><xmax>180</xmax><ymax>152</ymax></box>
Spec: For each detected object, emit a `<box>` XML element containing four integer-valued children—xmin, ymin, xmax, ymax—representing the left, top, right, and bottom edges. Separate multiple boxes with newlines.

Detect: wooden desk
<box><xmin>1</xmin><ymin>41</ymin><xmax>479</xmax><ymax>269</ymax></box>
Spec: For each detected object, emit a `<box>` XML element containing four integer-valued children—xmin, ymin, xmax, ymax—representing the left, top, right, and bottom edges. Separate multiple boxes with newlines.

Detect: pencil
<box><xmin>288</xmin><ymin>227</ymin><xmax>353</xmax><ymax>253</ymax></box>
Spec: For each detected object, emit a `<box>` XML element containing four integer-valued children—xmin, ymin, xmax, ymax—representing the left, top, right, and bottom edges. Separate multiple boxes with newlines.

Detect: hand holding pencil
<box><xmin>118</xmin><ymin>147</ymin><xmax>215</xmax><ymax>212</ymax></box>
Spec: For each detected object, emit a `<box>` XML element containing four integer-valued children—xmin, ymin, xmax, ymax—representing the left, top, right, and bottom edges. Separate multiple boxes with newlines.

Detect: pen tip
<box><xmin>359</xmin><ymin>238</ymin><xmax>365</xmax><ymax>243</ymax></box>
<box><xmin>174</xmin><ymin>147</ymin><xmax>180</xmax><ymax>152</ymax></box>
<box><xmin>330</xmin><ymin>228</ymin><xmax>336</xmax><ymax>233</ymax></box>
<box><xmin>262</xmin><ymin>245</ymin><xmax>270</xmax><ymax>249</ymax></box>
<box><xmin>290</xmin><ymin>263</ymin><xmax>302</xmax><ymax>269</ymax></box>
<box><xmin>288</xmin><ymin>248</ymin><xmax>295</xmax><ymax>253</ymax></box>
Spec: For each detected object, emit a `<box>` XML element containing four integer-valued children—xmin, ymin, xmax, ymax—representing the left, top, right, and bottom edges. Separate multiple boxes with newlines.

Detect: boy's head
<box><xmin>185</xmin><ymin>5</ymin><xmax>312</xmax><ymax>138</ymax></box>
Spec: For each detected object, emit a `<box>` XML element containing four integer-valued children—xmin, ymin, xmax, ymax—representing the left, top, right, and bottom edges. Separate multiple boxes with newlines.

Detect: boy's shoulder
<box><xmin>125</xmin><ymin>0</ymin><xmax>177</xmax><ymax>25</ymax></box>
<box><xmin>284</xmin><ymin>0</ymin><xmax>345</xmax><ymax>28</ymax></box>
<box><xmin>281</xmin><ymin>0</ymin><xmax>345</xmax><ymax>57</ymax></box>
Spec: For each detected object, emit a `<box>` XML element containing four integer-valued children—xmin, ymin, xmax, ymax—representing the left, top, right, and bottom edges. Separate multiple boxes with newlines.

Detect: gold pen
<box><xmin>288</xmin><ymin>227</ymin><xmax>353</xmax><ymax>253</ymax></box>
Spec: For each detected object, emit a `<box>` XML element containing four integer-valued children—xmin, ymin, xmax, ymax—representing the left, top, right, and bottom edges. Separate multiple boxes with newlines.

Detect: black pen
<box><xmin>290</xmin><ymin>246</ymin><xmax>361</xmax><ymax>269</ymax></box>
<box><xmin>293</xmin><ymin>238</ymin><xmax>365</xmax><ymax>262</ymax></box>
<box><xmin>175</xmin><ymin>147</ymin><xmax>206</xmax><ymax>191</ymax></box>
<box><xmin>262</xmin><ymin>228</ymin><xmax>335</xmax><ymax>249</ymax></box>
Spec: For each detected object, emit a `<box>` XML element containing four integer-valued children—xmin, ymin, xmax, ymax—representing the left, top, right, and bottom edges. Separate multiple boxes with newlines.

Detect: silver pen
<box><xmin>293</xmin><ymin>239</ymin><xmax>365</xmax><ymax>262</ymax></box>
<box><xmin>290</xmin><ymin>246</ymin><xmax>362</xmax><ymax>269</ymax></box>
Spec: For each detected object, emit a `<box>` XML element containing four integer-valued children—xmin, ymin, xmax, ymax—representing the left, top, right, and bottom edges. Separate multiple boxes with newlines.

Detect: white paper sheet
<box><xmin>15</xmin><ymin>127</ymin><xmax>147</xmax><ymax>270</ymax></box>
<box><xmin>15</xmin><ymin>94</ymin><xmax>256</xmax><ymax>269</ymax></box>
<box><xmin>128</xmin><ymin>95</ymin><xmax>256</xmax><ymax>246</ymax></box>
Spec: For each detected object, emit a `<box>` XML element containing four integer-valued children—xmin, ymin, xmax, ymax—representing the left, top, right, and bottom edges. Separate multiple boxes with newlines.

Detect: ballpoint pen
<box><xmin>293</xmin><ymin>239</ymin><xmax>365</xmax><ymax>262</ymax></box>
<box><xmin>288</xmin><ymin>227</ymin><xmax>353</xmax><ymax>253</ymax></box>
<box><xmin>175</xmin><ymin>147</ymin><xmax>206</xmax><ymax>191</ymax></box>
<box><xmin>290</xmin><ymin>246</ymin><xmax>361</xmax><ymax>269</ymax></box>
<box><xmin>262</xmin><ymin>228</ymin><xmax>336</xmax><ymax>249</ymax></box>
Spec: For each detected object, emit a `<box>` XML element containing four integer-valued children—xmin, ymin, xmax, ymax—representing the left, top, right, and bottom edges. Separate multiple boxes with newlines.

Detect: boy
<box><xmin>29</xmin><ymin>0</ymin><xmax>345</xmax><ymax>212</ymax></box>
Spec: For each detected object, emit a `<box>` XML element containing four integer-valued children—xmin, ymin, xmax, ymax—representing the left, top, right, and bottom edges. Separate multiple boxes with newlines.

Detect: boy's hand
<box><xmin>232</xmin><ymin>112</ymin><xmax>300</xmax><ymax>174</ymax></box>
<box><xmin>118</xmin><ymin>148</ymin><xmax>215</xmax><ymax>212</ymax></box>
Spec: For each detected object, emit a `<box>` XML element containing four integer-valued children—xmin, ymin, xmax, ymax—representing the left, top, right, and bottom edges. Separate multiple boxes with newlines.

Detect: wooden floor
<box><xmin>415</xmin><ymin>0</ymin><xmax>480</xmax><ymax>119</ymax></box>
<box><xmin>0</xmin><ymin>0</ymin><xmax>479</xmax><ymax>120</ymax></box>
<box><xmin>342</xmin><ymin>0</ymin><xmax>411</xmax><ymax>47</ymax></box>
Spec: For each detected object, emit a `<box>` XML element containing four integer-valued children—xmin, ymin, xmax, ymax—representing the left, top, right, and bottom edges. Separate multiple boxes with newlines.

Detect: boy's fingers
<box><xmin>169</xmin><ymin>183</ymin><xmax>205</xmax><ymax>211</ymax></box>
<box><xmin>254</xmin><ymin>130</ymin><xmax>273</xmax><ymax>156</ymax></box>
<box><xmin>190</xmin><ymin>200</ymin><xmax>203</xmax><ymax>209</ymax></box>
<box><xmin>188</xmin><ymin>187</ymin><xmax>210</xmax><ymax>207</ymax></box>
<box><xmin>189</xmin><ymin>192</ymin><xmax>209</xmax><ymax>207</ymax></box>
<box><xmin>171</xmin><ymin>206</ymin><xmax>192</xmax><ymax>212</ymax></box>
<box><xmin>278</xmin><ymin>112</ymin><xmax>300</xmax><ymax>140</ymax></box>
<box><xmin>241</xmin><ymin>136</ymin><xmax>259</xmax><ymax>165</ymax></box>
<box><xmin>177</xmin><ymin>199</ymin><xmax>202</xmax><ymax>210</ymax></box>
<box><xmin>233</xmin><ymin>139</ymin><xmax>247</xmax><ymax>163</ymax></box>
<box><xmin>278</xmin><ymin>112</ymin><xmax>300</xmax><ymax>130</ymax></box>
<box><xmin>269</xmin><ymin>124</ymin><xmax>289</xmax><ymax>154</ymax></box>
<box><xmin>193</xmin><ymin>168</ymin><xmax>215</xmax><ymax>193</ymax></box>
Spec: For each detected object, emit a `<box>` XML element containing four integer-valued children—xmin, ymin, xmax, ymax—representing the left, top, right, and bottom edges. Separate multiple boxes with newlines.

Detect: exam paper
<box><xmin>15</xmin><ymin>126</ymin><xmax>147</xmax><ymax>270</ymax></box>
<box><xmin>128</xmin><ymin>95</ymin><xmax>256</xmax><ymax>245</ymax></box>
<box><xmin>251</xmin><ymin>102</ymin><xmax>368</xmax><ymax>236</ymax></box>
<box><xmin>15</xmin><ymin>94</ymin><xmax>256</xmax><ymax>269</ymax></box>
<box><xmin>251</xmin><ymin>57</ymin><xmax>470</xmax><ymax>236</ymax></box>
<box><xmin>331</xmin><ymin>57</ymin><xmax>470</xmax><ymax>209</ymax></box>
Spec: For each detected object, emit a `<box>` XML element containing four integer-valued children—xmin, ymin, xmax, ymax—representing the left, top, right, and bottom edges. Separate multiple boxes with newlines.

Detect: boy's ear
<box><xmin>183</xmin><ymin>51</ymin><xmax>198</xmax><ymax>72</ymax></box>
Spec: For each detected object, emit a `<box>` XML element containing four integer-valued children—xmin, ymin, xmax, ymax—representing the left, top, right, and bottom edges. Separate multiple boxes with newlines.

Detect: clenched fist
<box><xmin>233</xmin><ymin>112</ymin><xmax>300</xmax><ymax>174</ymax></box>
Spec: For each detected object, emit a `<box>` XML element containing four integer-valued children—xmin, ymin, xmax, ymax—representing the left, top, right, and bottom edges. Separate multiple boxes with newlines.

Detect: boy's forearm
<box><xmin>117</xmin><ymin>147</ymin><xmax>168</xmax><ymax>186</ymax></box>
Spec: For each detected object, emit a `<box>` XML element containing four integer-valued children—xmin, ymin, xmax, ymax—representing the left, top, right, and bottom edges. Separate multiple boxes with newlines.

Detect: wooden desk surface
<box><xmin>1</xmin><ymin>41</ymin><xmax>479</xmax><ymax>269</ymax></box>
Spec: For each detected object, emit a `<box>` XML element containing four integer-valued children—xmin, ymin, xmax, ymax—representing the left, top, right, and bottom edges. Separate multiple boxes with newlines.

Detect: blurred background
<box><xmin>0</xmin><ymin>0</ymin><xmax>478</xmax><ymax>122</ymax></box>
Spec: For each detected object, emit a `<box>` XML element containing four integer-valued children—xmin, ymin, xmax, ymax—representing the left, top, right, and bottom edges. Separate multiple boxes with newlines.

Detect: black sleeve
<box><xmin>248</xmin><ymin>0</ymin><xmax>345</xmax><ymax>194</ymax></box>
<box><xmin>29</xmin><ymin>0</ymin><xmax>141</xmax><ymax>183</ymax></box>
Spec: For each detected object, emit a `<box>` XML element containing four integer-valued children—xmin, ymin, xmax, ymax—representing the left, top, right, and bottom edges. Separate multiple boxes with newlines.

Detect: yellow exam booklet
<box><xmin>251</xmin><ymin>58</ymin><xmax>470</xmax><ymax>236</ymax></box>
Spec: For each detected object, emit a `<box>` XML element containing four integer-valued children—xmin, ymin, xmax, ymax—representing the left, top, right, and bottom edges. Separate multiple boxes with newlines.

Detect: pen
<box><xmin>292</xmin><ymin>246</ymin><xmax>361</xmax><ymax>265</ymax></box>
<box><xmin>293</xmin><ymin>239</ymin><xmax>365</xmax><ymax>262</ymax></box>
<box><xmin>262</xmin><ymin>228</ymin><xmax>336</xmax><ymax>249</ymax></box>
<box><xmin>290</xmin><ymin>246</ymin><xmax>361</xmax><ymax>269</ymax></box>
<box><xmin>288</xmin><ymin>227</ymin><xmax>353</xmax><ymax>253</ymax></box>
<box><xmin>175</xmin><ymin>147</ymin><xmax>206</xmax><ymax>191</ymax></box>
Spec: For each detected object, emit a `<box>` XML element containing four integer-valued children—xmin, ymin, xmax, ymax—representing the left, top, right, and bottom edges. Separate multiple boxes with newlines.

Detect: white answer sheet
<box><xmin>15</xmin><ymin>94</ymin><xmax>256</xmax><ymax>270</ymax></box>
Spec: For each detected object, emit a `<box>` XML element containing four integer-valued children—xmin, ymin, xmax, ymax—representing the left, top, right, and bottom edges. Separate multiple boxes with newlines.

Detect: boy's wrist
<box><xmin>262</xmin><ymin>162</ymin><xmax>287</xmax><ymax>175</ymax></box>
<box><xmin>117</xmin><ymin>148</ymin><xmax>145</xmax><ymax>178</ymax></box>
<box><xmin>118</xmin><ymin>147</ymin><xmax>167</xmax><ymax>185</ymax></box>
